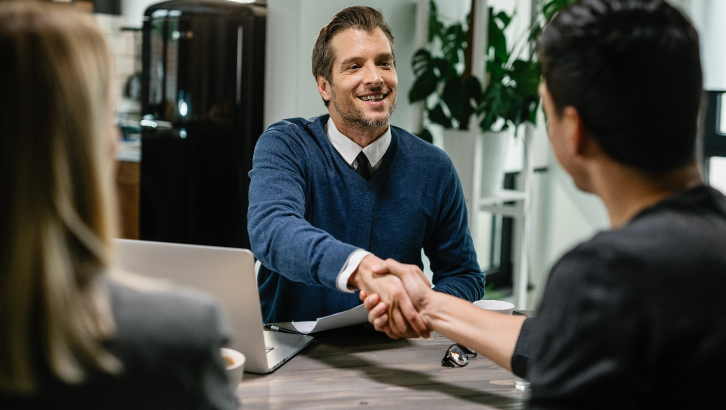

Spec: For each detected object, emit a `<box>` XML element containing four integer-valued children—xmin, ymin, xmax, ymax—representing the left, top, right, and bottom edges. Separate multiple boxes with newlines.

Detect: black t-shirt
<box><xmin>512</xmin><ymin>185</ymin><xmax>726</xmax><ymax>409</ymax></box>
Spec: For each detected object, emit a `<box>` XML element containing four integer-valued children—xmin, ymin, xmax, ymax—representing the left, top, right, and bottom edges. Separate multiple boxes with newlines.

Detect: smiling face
<box><xmin>317</xmin><ymin>27</ymin><xmax>398</xmax><ymax>142</ymax></box>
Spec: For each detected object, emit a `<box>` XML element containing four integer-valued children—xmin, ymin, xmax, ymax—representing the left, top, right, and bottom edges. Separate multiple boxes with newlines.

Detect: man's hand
<box><xmin>364</xmin><ymin>259</ymin><xmax>526</xmax><ymax>372</ymax></box>
<box><xmin>360</xmin><ymin>258</ymin><xmax>435</xmax><ymax>335</ymax></box>
<box><xmin>349</xmin><ymin>255</ymin><xmax>430</xmax><ymax>339</ymax></box>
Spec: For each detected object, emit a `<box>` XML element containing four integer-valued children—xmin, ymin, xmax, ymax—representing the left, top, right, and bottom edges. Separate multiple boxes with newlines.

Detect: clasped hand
<box><xmin>351</xmin><ymin>255</ymin><xmax>434</xmax><ymax>339</ymax></box>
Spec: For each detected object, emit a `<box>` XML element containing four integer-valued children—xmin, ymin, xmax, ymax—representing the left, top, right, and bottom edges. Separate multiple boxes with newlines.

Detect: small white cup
<box><xmin>473</xmin><ymin>300</ymin><xmax>530</xmax><ymax>390</ymax></box>
<box><xmin>221</xmin><ymin>347</ymin><xmax>245</xmax><ymax>387</ymax></box>
<box><xmin>473</xmin><ymin>300</ymin><xmax>515</xmax><ymax>315</ymax></box>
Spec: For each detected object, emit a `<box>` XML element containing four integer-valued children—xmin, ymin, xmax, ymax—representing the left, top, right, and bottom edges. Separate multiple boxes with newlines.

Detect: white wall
<box><xmin>121</xmin><ymin>0</ymin><xmax>160</xmax><ymax>28</ymax></box>
<box><xmin>688</xmin><ymin>0</ymin><xmax>726</xmax><ymax>91</ymax></box>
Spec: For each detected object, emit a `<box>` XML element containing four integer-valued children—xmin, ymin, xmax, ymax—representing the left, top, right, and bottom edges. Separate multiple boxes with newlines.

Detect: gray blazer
<box><xmin>1</xmin><ymin>277</ymin><xmax>239</xmax><ymax>410</ymax></box>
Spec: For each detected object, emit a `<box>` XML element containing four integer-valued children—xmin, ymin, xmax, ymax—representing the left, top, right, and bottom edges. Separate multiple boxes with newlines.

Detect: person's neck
<box><xmin>329</xmin><ymin>111</ymin><xmax>387</xmax><ymax>148</ymax></box>
<box><xmin>590</xmin><ymin>159</ymin><xmax>703</xmax><ymax>228</ymax></box>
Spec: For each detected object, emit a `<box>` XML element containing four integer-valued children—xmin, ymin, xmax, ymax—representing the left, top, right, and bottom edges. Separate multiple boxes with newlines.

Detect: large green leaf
<box><xmin>442</xmin><ymin>23</ymin><xmax>466</xmax><ymax>67</ymax></box>
<box><xmin>495</xmin><ymin>11</ymin><xmax>512</xmax><ymax>29</ymax></box>
<box><xmin>427</xmin><ymin>0</ymin><xmax>445</xmax><ymax>43</ymax></box>
<box><xmin>433</xmin><ymin>57</ymin><xmax>454</xmax><ymax>81</ymax></box>
<box><xmin>509</xmin><ymin>59</ymin><xmax>540</xmax><ymax>97</ymax></box>
<box><xmin>479</xmin><ymin>83</ymin><xmax>506</xmax><ymax>131</ymax></box>
<box><xmin>465</xmin><ymin>75</ymin><xmax>484</xmax><ymax>106</ymax></box>
<box><xmin>486</xmin><ymin>56</ymin><xmax>506</xmax><ymax>85</ymax></box>
<box><xmin>442</xmin><ymin>77</ymin><xmax>467</xmax><ymax>128</ymax></box>
<box><xmin>428</xmin><ymin>102</ymin><xmax>452</xmax><ymax>129</ymax></box>
<box><xmin>409</xmin><ymin>50</ymin><xmax>452</xmax><ymax>103</ymax></box>
<box><xmin>411</xmin><ymin>49</ymin><xmax>431</xmax><ymax>77</ymax></box>
<box><xmin>488</xmin><ymin>7</ymin><xmax>509</xmax><ymax>62</ymax></box>
<box><xmin>409</xmin><ymin>68</ymin><xmax>438</xmax><ymax>103</ymax></box>
<box><xmin>441</xmin><ymin>75</ymin><xmax>483</xmax><ymax>130</ymax></box>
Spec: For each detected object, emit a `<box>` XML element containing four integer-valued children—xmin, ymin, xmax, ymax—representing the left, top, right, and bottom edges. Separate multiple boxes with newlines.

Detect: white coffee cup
<box><xmin>473</xmin><ymin>300</ymin><xmax>529</xmax><ymax>390</ymax></box>
<box><xmin>473</xmin><ymin>300</ymin><xmax>514</xmax><ymax>315</ymax></box>
<box><xmin>221</xmin><ymin>347</ymin><xmax>245</xmax><ymax>387</ymax></box>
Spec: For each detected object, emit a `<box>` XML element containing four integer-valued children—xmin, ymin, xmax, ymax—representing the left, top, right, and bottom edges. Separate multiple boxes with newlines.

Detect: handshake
<box><xmin>349</xmin><ymin>254</ymin><xmax>526</xmax><ymax>373</ymax></box>
<box><xmin>348</xmin><ymin>254</ymin><xmax>437</xmax><ymax>340</ymax></box>
<box><xmin>348</xmin><ymin>255</ymin><xmax>525</xmax><ymax>371</ymax></box>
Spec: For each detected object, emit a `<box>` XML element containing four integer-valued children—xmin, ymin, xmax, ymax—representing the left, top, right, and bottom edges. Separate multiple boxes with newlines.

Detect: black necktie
<box><xmin>355</xmin><ymin>152</ymin><xmax>371</xmax><ymax>180</ymax></box>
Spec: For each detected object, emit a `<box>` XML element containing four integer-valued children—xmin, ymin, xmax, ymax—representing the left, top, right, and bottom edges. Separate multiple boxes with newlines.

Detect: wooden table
<box><xmin>235</xmin><ymin>326</ymin><xmax>528</xmax><ymax>410</ymax></box>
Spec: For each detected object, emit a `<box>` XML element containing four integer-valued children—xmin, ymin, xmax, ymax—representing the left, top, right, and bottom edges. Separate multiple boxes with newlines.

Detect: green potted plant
<box><xmin>407</xmin><ymin>2</ymin><xmax>529</xmax><ymax>216</ymax></box>
<box><xmin>409</xmin><ymin>0</ymin><xmax>575</xmax><ymax>140</ymax></box>
<box><xmin>408</xmin><ymin>0</ymin><xmax>575</xmax><ymax>207</ymax></box>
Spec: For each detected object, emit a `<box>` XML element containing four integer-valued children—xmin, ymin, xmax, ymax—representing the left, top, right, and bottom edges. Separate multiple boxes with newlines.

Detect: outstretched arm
<box><xmin>362</xmin><ymin>259</ymin><xmax>525</xmax><ymax>371</ymax></box>
<box><xmin>248</xmin><ymin>129</ymin><xmax>360</xmax><ymax>289</ymax></box>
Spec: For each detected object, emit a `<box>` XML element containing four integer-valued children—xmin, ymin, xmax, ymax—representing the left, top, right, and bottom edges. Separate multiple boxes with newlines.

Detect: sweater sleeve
<box><xmin>424</xmin><ymin>165</ymin><xmax>485</xmax><ymax>301</ymax></box>
<box><xmin>247</xmin><ymin>126</ymin><xmax>358</xmax><ymax>289</ymax></box>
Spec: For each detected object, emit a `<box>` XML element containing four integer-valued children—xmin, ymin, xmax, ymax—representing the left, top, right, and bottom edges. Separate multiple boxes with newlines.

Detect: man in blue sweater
<box><xmin>248</xmin><ymin>6</ymin><xmax>485</xmax><ymax>337</ymax></box>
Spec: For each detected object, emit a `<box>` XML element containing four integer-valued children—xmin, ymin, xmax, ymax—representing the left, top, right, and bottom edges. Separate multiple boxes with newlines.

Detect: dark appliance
<box><xmin>139</xmin><ymin>0</ymin><xmax>265</xmax><ymax>248</ymax></box>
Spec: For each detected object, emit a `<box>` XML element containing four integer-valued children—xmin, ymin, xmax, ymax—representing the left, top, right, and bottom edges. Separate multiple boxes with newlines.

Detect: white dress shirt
<box><xmin>325</xmin><ymin>117</ymin><xmax>391</xmax><ymax>292</ymax></box>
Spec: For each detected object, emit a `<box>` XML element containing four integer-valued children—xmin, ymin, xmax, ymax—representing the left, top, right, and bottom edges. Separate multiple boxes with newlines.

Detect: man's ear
<box><xmin>562</xmin><ymin>106</ymin><xmax>590</xmax><ymax>158</ymax></box>
<box><xmin>317</xmin><ymin>75</ymin><xmax>331</xmax><ymax>104</ymax></box>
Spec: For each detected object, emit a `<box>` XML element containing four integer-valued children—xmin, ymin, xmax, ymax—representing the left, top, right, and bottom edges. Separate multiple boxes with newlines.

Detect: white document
<box><xmin>291</xmin><ymin>304</ymin><xmax>368</xmax><ymax>334</ymax></box>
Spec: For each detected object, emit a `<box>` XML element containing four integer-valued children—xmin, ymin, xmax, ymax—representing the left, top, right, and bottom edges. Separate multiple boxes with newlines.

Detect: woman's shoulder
<box><xmin>104</xmin><ymin>275</ymin><xmax>230</xmax><ymax>356</ymax></box>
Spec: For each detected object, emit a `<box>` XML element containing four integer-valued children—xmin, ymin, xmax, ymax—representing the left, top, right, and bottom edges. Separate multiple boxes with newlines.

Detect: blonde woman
<box><xmin>0</xmin><ymin>2</ymin><xmax>237</xmax><ymax>408</ymax></box>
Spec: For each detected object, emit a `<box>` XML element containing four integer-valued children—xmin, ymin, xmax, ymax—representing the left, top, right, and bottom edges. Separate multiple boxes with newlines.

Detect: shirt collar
<box><xmin>326</xmin><ymin>117</ymin><xmax>391</xmax><ymax>169</ymax></box>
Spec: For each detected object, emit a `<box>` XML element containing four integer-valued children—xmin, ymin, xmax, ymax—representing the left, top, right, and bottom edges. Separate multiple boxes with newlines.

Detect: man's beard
<box><xmin>331</xmin><ymin>86</ymin><xmax>397</xmax><ymax>128</ymax></box>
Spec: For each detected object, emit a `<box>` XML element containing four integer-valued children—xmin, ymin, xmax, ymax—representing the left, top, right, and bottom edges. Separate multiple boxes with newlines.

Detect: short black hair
<box><xmin>539</xmin><ymin>0</ymin><xmax>703</xmax><ymax>172</ymax></box>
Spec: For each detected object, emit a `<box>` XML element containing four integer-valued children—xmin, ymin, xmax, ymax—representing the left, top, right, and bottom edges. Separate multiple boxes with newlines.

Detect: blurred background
<box><xmin>59</xmin><ymin>0</ymin><xmax>724</xmax><ymax>309</ymax></box>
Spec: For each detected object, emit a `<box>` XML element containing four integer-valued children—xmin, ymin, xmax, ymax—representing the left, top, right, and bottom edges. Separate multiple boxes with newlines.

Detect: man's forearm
<box><xmin>420</xmin><ymin>292</ymin><xmax>526</xmax><ymax>372</ymax></box>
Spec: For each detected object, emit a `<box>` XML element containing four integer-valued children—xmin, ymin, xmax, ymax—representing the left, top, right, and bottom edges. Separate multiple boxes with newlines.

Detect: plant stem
<box><xmin>463</xmin><ymin>0</ymin><xmax>475</xmax><ymax>81</ymax></box>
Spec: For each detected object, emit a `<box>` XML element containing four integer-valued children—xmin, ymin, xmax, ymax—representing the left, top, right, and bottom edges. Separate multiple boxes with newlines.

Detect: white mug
<box><xmin>473</xmin><ymin>300</ymin><xmax>514</xmax><ymax>315</ymax></box>
<box><xmin>221</xmin><ymin>347</ymin><xmax>246</xmax><ymax>387</ymax></box>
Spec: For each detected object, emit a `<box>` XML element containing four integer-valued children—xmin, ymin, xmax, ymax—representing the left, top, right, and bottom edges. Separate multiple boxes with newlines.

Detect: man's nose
<box><xmin>362</xmin><ymin>63</ymin><xmax>383</xmax><ymax>86</ymax></box>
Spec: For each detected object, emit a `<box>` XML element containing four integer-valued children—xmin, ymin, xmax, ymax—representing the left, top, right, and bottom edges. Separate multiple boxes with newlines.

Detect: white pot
<box><xmin>479</xmin><ymin>130</ymin><xmax>511</xmax><ymax>198</ymax></box>
<box><xmin>443</xmin><ymin>128</ymin><xmax>511</xmax><ymax>233</ymax></box>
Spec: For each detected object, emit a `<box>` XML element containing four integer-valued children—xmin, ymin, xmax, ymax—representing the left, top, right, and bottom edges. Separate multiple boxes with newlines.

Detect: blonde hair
<box><xmin>0</xmin><ymin>1</ymin><xmax>121</xmax><ymax>393</ymax></box>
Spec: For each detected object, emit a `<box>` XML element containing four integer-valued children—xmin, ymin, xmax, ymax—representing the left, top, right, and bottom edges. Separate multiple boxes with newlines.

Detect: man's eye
<box><xmin>379</xmin><ymin>61</ymin><xmax>390</xmax><ymax>67</ymax></box>
<box><xmin>349</xmin><ymin>65</ymin><xmax>360</xmax><ymax>70</ymax></box>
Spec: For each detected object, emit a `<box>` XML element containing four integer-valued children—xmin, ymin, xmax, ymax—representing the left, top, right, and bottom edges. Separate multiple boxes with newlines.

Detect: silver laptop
<box><xmin>113</xmin><ymin>239</ymin><xmax>314</xmax><ymax>374</ymax></box>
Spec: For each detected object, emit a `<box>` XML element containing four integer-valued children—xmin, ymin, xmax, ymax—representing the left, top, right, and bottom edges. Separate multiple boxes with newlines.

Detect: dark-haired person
<box><xmin>248</xmin><ymin>6</ymin><xmax>484</xmax><ymax>338</ymax></box>
<box><xmin>0</xmin><ymin>2</ymin><xmax>237</xmax><ymax>409</ymax></box>
<box><xmin>362</xmin><ymin>0</ymin><xmax>726</xmax><ymax>407</ymax></box>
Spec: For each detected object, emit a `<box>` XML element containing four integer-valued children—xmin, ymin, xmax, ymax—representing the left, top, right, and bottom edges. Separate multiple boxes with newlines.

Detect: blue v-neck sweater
<box><xmin>248</xmin><ymin>115</ymin><xmax>484</xmax><ymax>322</ymax></box>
